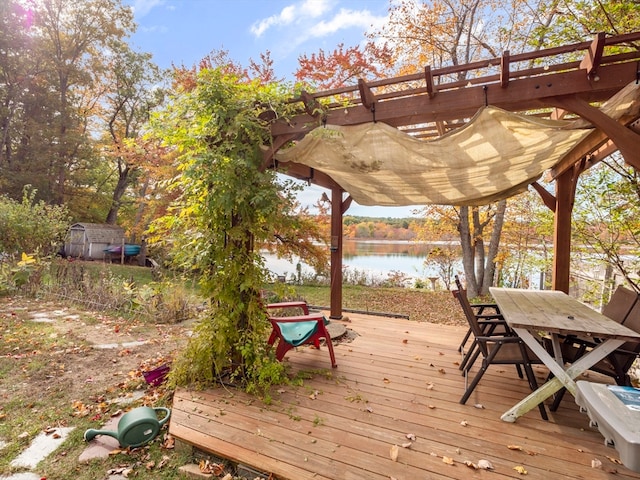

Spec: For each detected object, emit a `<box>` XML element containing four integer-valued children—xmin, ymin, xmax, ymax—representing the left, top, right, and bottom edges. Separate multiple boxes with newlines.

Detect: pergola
<box><xmin>263</xmin><ymin>32</ymin><xmax>640</xmax><ymax>319</ymax></box>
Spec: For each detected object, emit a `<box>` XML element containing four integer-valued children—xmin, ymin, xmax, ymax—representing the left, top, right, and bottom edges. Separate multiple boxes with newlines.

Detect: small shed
<box><xmin>64</xmin><ymin>223</ymin><xmax>125</xmax><ymax>260</ymax></box>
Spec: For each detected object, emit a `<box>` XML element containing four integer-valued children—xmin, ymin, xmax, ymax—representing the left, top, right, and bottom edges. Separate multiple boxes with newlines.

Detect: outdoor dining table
<box><xmin>490</xmin><ymin>287</ymin><xmax>640</xmax><ymax>423</ymax></box>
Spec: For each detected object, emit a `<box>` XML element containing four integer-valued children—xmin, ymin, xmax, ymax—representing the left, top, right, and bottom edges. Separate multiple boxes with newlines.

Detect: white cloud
<box><xmin>308</xmin><ymin>8</ymin><xmax>385</xmax><ymax>38</ymax></box>
<box><xmin>139</xmin><ymin>24</ymin><xmax>169</xmax><ymax>34</ymax></box>
<box><xmin>270</xmin><ymin>5</ymin><xmax>388</xmax><ymax>59</ymax></box>
<box><xmin>131</xmin><ymin>0</ymin><xmax>165</xmax><ymax>17</ymax></box>
<box><xmin>251</xmin><ymin>0</ymin><xmax>335</xmax><ymax>37</ymax></box>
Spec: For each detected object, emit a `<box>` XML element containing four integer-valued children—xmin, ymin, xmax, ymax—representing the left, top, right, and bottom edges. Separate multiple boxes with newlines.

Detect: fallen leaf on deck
<box><xmin>591</xmin><ymin>459</ymin><xmax>602</xmax><ymax>468</ymax></box>
<box><xmin>460</xmin><ymin>420</ymin><xmax>468</xmax><ymax>427</ymax></box>
<box><xmin>442</xmin><ymin>456</ymin><xmax>454</xmax><ymax>465</ymax></box>
<box><xmin>464</xmin><ymin>461</ymin><xmax>478</xmax><ymax>469</ymax></box>
<box><xmin>425</xmin><ymin>382</ymin><xmax>434</xmax><ymax>390</ymax></box>
<box><xmin>606</xmin><ymin>456</ymin><xmax>622</xmax><ymax>464</ymax></box>
<box><xmin>508</xmin><ymin>445</ymin><xmax>523</xmax><ymax>451</ymax></box>
<box><xmin>513</xmin><ymin>465</ymin><xmax>528</xmax><ymax>474</ymax></box>
<box><xmin>474</xmin><ymin>403</ymin><xmax>485</xmax><ymax>409</ymax></box>
<box><xmin>383</xmin><ymin>378</ymin><xmax>390</xmax><ymax>383</ymax></box>
<box><xmin>401</xmin><ymin>442</ymin><xmax>412</xmax><ymax>448</ymax></box>
<box><xmin>390</xmin><ymin>444</ymin><xmax>399</xmax><ymax>461</ymax></box>
<box><xmin>402</xmin><ymin>339</ymin><xmax>408</xmax><ymax>344</ymax></box>
<box><xmin>438</xmin><ymin>368</ymin><xmax>446</xmax><ymax>374</ymax></box>
<box><xmin>406</xmin><ymin>433</ymin><xmax>416</xmax><ymax>441</ymax></box>
<box><xmin>478</xmin><ymin>459</ymin><xmax>494</xmax><ymax>470</ymax></box>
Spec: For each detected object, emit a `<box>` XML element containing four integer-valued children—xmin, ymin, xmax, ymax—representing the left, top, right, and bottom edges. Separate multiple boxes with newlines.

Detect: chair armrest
<box><xmin>476</xmin><ymin>313</ymin><xmax>505</xmax><ymax>321</ymax></box>
<box><xmin>477</xmin><ymin>335</ymin><xmax>521</xmax><ymax>343</ymax></box>
<box><xmin>269</xmin><ymin>313</ymin><xmax>325</xmax><ymax>323</ymax></box>
<box><xmin>471</xmin><ymin>303</ymin><xmax>501</xmax><ymax>314</ymax></box>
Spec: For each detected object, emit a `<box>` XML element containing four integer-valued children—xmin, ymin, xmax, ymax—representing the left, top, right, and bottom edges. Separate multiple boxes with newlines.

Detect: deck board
<box><xmin>171</xmin><ymin>312</ymin><xmax>640</xmax><ymax>479</ymax></box>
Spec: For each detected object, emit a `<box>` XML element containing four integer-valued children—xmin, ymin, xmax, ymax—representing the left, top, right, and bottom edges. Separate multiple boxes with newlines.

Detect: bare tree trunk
<box><xmin>481</xmin><ymin>199</ymin><xmax>506</xmax><ymax>295</ymax></box>
<box><xmin>458</xmin><ymin>200</ymin><xmax>507</xmax><ymax>297</ymax></box>
<box><xmin>105</xmin><ymin>160</ymin><xmax>130</xmax><ymax>224</ymax></box>
<box><xmin>458</xmin><ymin>206</ymin><xmax>479</xmax><ymax>297</ymax></box>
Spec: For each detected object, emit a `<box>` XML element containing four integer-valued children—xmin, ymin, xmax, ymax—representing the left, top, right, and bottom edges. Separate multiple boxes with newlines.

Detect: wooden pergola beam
<box><xmin>424</xmin><ymin>66</ymin><xmax>435</xmax><ymax>97</ymax></box>
<box><xmin>271</xmin><ymin>61</ymin><xmax>638</xmax><ymax>136</ymax></box>
<box><xmin>357</xmin><ymin>79</ymin><xmax>376</xmax><ymax>111</ymax></box>
<box><xmin>550</xmin><ymin>95</ymin><xmax>640</xmax><ymax>170</ymax></box>
<box><xmin>580</xmin><ymin>32</ymin><xmax>606</xmax><ymax>79</ymax></box>
<box><xmin>500</xmin><ymin>50</ymin><xmax>510</xmax><ymax>88</ymax></box>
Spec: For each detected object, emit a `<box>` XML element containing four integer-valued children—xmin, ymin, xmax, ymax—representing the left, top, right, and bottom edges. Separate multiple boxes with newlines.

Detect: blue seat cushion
<box><xmin>277</xmin><ymin>320</ymin><xmax>319</xmax><ymax>347</ymax></box>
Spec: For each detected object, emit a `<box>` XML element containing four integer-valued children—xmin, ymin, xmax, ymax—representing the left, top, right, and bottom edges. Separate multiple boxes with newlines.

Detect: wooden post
<box><xmin>552</xmin><ymin>169</ymin><xmax>576</xmax><ymax>293</ymax></box>
<box><xmin>329</xmin><ymin>187</ymin><xmax>343</xmax><ymax>319</ymax></box>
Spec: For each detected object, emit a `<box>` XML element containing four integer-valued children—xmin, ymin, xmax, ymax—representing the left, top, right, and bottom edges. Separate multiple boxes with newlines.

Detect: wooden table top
<box><xmin>490</xmin><ymin>287</ymin><xmax>640</xmax><ymax>342</ymax></box>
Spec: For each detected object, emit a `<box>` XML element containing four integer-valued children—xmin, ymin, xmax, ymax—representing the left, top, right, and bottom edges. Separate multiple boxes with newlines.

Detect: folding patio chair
<box><xmin>453</xmin><ymin>276</ymin><xmax>509</xmax><ymax>373</ymax></box>
<box><xmin>454</xmin><ymin>289</ymin><xmax>548</xmax><ymax>420</ymax></box>
<box><xmin>454</xmin><ymin>275</ymin><xmax>503</xmax><ymax>356</ymax></box>
<box><xmin>265</xmin><ymin>302</ymin><xmax>337</xmax><ymax>368</ymax></box>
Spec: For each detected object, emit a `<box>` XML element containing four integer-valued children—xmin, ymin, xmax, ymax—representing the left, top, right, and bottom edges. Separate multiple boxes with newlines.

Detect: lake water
<box><xmin>262</xmin><ymin>240</ymin><xmax>458</xmax><ymax>284</ymax></box>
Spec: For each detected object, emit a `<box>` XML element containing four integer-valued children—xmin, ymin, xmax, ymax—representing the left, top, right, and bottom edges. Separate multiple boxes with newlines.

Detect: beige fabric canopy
<box><xmin>276</xmin><ymin>106</ymin><xmax>594</xmax><ymax>206</ymax></box>
<box><xmin>276</xmin><ymin>81</ymin><xmax>640</xmax><ymax>206</ymax></box>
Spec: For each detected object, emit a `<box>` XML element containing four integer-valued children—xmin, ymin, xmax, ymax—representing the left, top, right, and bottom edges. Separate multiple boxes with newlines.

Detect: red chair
<box><xmin>266</xmin><ymin>302</ymin><xmax>337</xmax><ymax>368</ymax></box>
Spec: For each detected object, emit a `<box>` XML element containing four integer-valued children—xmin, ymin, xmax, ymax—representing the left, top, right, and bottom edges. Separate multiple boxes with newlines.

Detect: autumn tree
<box><xmin>35</xmin><ymin>0</ymin><xmax>136</xmax><ymax>205</ymax></box>
<box><xmin>366</xmin><ymin>0</ymin><xmax>563</xmax><ymax>296</ymax></box>
<box><xmin>0</xmin><ymin>0</ymin><xmax>145</xmax><ymax>224</ymax></box>
<box><xmin>498</xmin><ymin>190</ymin><xmax>555</xmax><ymax>289</ymax></box>
<box><xmin>295</xmin><ymin>43</ymin><xmax>392</xmax><ymax>90</ymax></box>
<box><xmin>100</xmin><ymin>42</ymin><xmax>165</xmax><ymax>226</ymax></box>
<box><xmin>572</xmin><ymin>154</ymin><xmax>640</xmax><ymax>295</ymax></box>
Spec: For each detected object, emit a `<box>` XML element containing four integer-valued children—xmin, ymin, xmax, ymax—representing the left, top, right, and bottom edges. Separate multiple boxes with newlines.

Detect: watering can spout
<box><xmin>84</xmin><ymin>428</ymin><xmax>119</xmax><ymax>443</ymax></box>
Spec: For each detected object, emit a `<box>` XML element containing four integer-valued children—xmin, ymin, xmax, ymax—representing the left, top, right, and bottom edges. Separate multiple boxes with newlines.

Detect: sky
<box><xmin>123</xmin><ymin>0</ymin><xmax>422</xmax><ymax>218</ymax></box>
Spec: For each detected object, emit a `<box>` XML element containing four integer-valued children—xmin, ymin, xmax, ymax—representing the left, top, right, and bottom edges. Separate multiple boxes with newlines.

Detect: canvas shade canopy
<box><xmin>275</xmin><ymin>80</ymin><xmax>640</xmax><ymax>207</ymax></box>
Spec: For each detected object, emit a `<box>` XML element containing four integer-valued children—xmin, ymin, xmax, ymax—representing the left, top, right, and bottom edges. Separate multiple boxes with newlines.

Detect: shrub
<box><xmin>0</xmin><ymin>187</ymin><xmax>70</xmax><ymax>256</ymax></box>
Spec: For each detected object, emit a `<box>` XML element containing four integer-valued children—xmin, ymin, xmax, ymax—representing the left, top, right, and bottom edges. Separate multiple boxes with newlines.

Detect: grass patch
<box><xmin>291</xmin><ymin>284</ymin><xmax>466</xmax><ymax>325</ymax></box>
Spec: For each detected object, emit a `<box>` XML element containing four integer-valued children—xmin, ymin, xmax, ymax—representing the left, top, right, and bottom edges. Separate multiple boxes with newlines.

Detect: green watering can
<box><xmin>84</xmin><ymin>406</ymin><xmax>171</xmax><ymax>448</ymax></box>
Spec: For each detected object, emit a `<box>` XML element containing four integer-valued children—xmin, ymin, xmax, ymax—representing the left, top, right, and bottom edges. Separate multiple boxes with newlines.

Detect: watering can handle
<box><xmin>154</xmin><ymin>407</ymin><xmax>171</xmax><ymax>427</ymax></box>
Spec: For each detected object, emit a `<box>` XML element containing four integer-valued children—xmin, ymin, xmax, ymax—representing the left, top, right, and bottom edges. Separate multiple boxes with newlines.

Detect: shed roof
<box><xmin>70</xmin><ymin>223</ymin><xmax>125</xmax><ymax>243</ymax></box>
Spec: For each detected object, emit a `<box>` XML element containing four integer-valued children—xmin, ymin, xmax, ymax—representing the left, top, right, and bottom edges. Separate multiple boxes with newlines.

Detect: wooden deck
<box><xmin>170</xmin><ymin>312</ymin><xmax>640</xmax><ymax>480</ymax></box>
